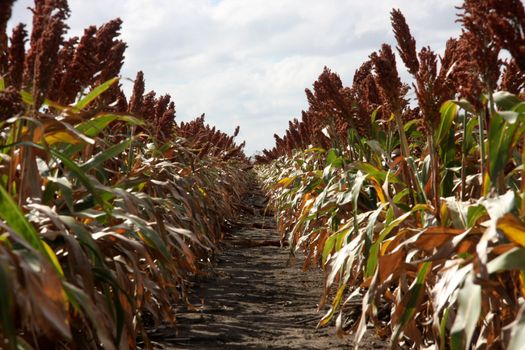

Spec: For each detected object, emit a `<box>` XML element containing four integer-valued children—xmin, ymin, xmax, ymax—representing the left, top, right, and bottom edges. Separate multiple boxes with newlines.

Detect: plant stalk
<box><xmin>461</xmin><ymin>112</ymin><xmax>468</xmax><ymax>201</ymax></box>
<box><xmin>428</xmin><ymin>133</ymin><xmax>441</xmax><ymax>220</ymax></box>
<box><xmin>478</xmin><ymin>109</ymin><xmax>486</xmax><ymax>195</ymax></box>
<box><xmin>394</xmin><ymin>111</ymin><xmax>418</xmax><ymax>205</ymax></box>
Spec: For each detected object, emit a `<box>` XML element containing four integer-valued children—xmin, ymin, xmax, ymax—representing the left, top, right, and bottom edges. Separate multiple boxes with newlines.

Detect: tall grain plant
<box><xmin>0</xmin><ymin>1</ymin><xmax>248</xmax><ymax>349</ymax></box>
<box><xmin>258</xmin><ymin>0</ymin><xmax>525</xmax><ymax>348</ymax></box>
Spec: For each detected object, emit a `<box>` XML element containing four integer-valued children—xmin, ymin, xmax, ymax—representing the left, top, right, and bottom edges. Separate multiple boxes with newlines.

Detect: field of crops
<box><xmin>1</xmin><ymin>0</ymin><xmax>525</xmax><ymax>349</ymax></box>
<box><xmin>0</xmin><ymin>1</ymin><xmax>250</xmax><ymax>349</ymax></box>
<box><xmin>257</xmin><ymin>1</ymin><xmax>525</xmax><ymax>348</ymax></box>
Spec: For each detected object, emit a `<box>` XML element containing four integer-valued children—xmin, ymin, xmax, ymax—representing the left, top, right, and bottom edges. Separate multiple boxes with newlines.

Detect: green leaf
<box><xmin>0</xmin><ymin>185</ymin><xmax>45</xmax><ymax>253</ymax></box>
<box><xmin>437</xmin><ymin>101</ymin><xmax>458</xmax><ymax>165</ymax></box>
<box><xmin>513</xmin><ymin>102</ymin><xmax>525</xmax><ymax>113</ymax></box>
<box><xmin>350</xmin><ymin>171</ymin><xmax>367</xmax><ymax>234</ymax></box>
<box><xmin>466</xmin><ymin>204</ymin><xmax>487</xmax><ymax>228</ymax></box>
<box><xmin>326</xmin><ymin>148</ymin><xmax>343</xmax><ymax>168</ymax></box>
<box><xmin>76</xmin><ymin>114</ymin><xmax>144</xmax><ymax>138</ymax></box>
<box><xmin>464</xmin><ymin>116</ymin><xmax>479</xmax><ymax>153</ymax></box>
<box><xmin>366</xmin><ymin>140</ymin><xmax>386</xmax><ymax>156</ymax></box>
<box><xmin>440</xmin><ymin>308</ymin><xmax>450</xmax><ymax>349</ymax></box>
<box><xmin>487</xmin><ymin>247</ymin><xmax>525</xmax><ymax>274</ymax></box>
<box><xmin>364</xmin><ymin>204</ymin><xmax>386</xmax><ymax>261</ymax></box>
<box><xmin>392</xmin><ymin>188</ymin><xmax>409</xmax><ymax>205</ymax></box>
<box><xmin>43</xmin><ymin>98</ymin><xmax>67</xmax><ymax>111</ymax></box>
<box><xmin>450</xmin><ymin>272</ymin><xmax>481</xmax><ymax>350</ymax></box>
<box><xmin>45</xmin><ymin>177</ymin><xmax>74</xmax><ymax>212</ymax></box>
<box><xmin>355</xmin><ymin>162</ymin><xmax>399</xmax><ymax>184</ymax></box>
<box><xmin>337</xmin><ymin>172</ymin><xmax>367</xmax><ymax>207</ymax></box>
<box><xmin>63</xmin><ymin>114</ymin><xmax>143</xmax><ymax>158</ymax></box>
<box><xmin>0</xmin><ymin>184</ymin><xmax>64</xmax><ymax>276</ymax></box>
<box><xmin>451</xmin><ymin>99</ymin><xmax>476</xmax><ymax>114</ymax></box>
<box><xmin>304</xmin><ymin>147</ymin><xmax>326</xmax><ymax>154</ymax></box>
<box><xmin>487</xmin><ymin>112</ymin><xmax>519</xmax><ymax>185</ymax></box>
<box><xmin>493</xmin><ymin>91</ymin><xmax>522</xmax><ymax>111</ymax></box>
<box><xmin>75</xmin><ymin>77</ymin><xmax>119</xmax><ymax>111</ymax></box>
<box><xmin>112</xmin><ymin>211</ymin><xmax>171</xmax><ymax>262</ymax></box>
<box><xmin>20</xmin><ymin>91</ymin><xmax>34</xmax><ymax>106</ymax></box>
<box><xmin>81</xmin><ymin>139</ymin><xmax>132</xmax><ymax>172</ymax></box>
<box><xmin>403</xmin><ymin>118</ymin><xmax>420</xmax><ymax>132</ymax></box>
<box><xmin>15</xmin><ymin>337</ymin><xmax>35</xmax><ymax>350</ymax></box>
<box><xmin>48</xmin><ymin>148</ymin><xmax>110</xmax><ymax>211</ymax></box>
<box><xmin>392</xmin><ymin>262</ymin><xmax>432</xmax><ymax>344</ymax></box>
<box><xmin>365</xmin><ymin>205</ymin><xmax>427</xmax><ymax>277</ymax></box>
<box><xmin>322</xmin><ymin>232</ymin><xmax>338</xmax><ymax>265</ymax></box>
<box><xmin>499</xmin><ymin>111</ymin><xmax>520</xmax><ymax>124</ymax></box>
<box><xmin>0</xmin><ymin>77</ymin><xmax>5</xmax><ymax>91</ymax></box>
<box><xmin>59</xmin><ymin>216</ymin><xmax>105</xmax><ymax>265</ymax></box>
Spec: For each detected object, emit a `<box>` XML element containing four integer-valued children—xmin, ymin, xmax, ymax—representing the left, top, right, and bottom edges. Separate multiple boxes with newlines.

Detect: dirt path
<box><xmin>148</xmin><ymin>188</ymin><xmax>387</xmax><ymax>350</ymax></box>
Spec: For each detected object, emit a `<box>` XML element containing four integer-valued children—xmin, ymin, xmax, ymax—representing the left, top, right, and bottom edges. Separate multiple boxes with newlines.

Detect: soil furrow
<box><xmin>150</xmin><ymin>189</ymin><xmax>387</xmax><ymax>350</ymax></box>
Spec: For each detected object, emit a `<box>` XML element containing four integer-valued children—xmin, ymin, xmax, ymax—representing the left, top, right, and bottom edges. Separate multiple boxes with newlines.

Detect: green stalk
<box><xmin>486</xmin><ymin>89</ymin><xmax>506</xmax><ymax>194</ymax></box>
<box><xmin>127</xmin><ymin>125</ymin><xmax>136</xmax><ymax>174</ymax></box>
<box><xmin>428</xmin><ymin>132</ymin><xmax>440</xmax><ymax>219</ymax></box>
<box><xmin>461</xmin><ymin>111</ymin><xmax>468</xmax><ymax>201</ymax></box>
<box><xmin>478</xmin><ymin>109</ymin><xmax>486</xmax><ymax>195</ymax></box>
<box><xmin>394</xmin><ymin>111</ymin><xmax>410</xmax><ymax>160</ymax></box>
<box><xmin>394</xmin><ymin>111</ymin><xmax>418</xmax><ymax>205</ymax></box>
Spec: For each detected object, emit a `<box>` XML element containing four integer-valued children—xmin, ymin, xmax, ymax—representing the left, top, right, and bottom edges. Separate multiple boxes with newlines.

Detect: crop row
<box><xmin>259</xmin><ymin>1</ymin><xmax>525</xmax><ymax>348</ymax></box>
<box><xmin>0</xmin><ymin>1</ymin><xmax>249</xmax><ymax>349</ymax></box>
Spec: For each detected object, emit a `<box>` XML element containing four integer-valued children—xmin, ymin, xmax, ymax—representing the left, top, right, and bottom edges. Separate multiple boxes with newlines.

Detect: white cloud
<box><xmin>9</xmin><ymin>0</ymin><xmax>462</xmax><ymax>154</ymax></box>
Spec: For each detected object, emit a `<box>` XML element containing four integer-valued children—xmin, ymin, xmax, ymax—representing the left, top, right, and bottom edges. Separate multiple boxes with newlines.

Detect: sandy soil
<box><xmin>147</xmin><ymin>189</ymin><xmax>388</xmax><ymax>350</ymax></box>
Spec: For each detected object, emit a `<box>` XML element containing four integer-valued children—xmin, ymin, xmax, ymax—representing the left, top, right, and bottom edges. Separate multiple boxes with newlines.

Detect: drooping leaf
<box><xmin>496</xmin><ymin>214</ymin><xmax>525</xmax><ymax>248</ymax></box>
<box><xmin>0</xmin><ymin>185</ymin><xmax>45</xmax><ymax>253</ymax></box>
<box><xmin>487</xmin><ymin>247</ymin><xmax>525</xmax><ymax>274</ymax></box>
<box><xmin>450</xmin><ymin>272</ymin><xmax>481</xmax><ymax>350</ymax></box>
<box><xmin>392</xmin><ymin>262</ymin><xmax>432</xmax><ymax>344</ymax></box>
<box><xmin>493</xmin><ymin>91</ymin><xmax>523</xmax><ymax>111</ymax></box>
<box><xmin>508</xmin><ymin>304</ymin><xmax>525</xmax><ymax>350</ymax></box>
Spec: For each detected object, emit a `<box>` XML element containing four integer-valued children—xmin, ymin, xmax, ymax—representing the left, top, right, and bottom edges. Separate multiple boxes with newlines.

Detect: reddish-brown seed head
<box><xmin>7</xmin><ymin>23</ymin><xmax>27</xmax><ymax>89</ymax></box>
<box><xmin>391</xmin><ymin>8</ymin><xmax>419</xmax><ymax>76</ymax></box>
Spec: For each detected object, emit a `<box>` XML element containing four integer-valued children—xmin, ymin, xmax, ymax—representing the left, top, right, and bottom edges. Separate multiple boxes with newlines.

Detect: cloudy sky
<box><xmin>9</xmin><ymin>0</ymin><xmax>462</xmax><ymax>154</ymax></box>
